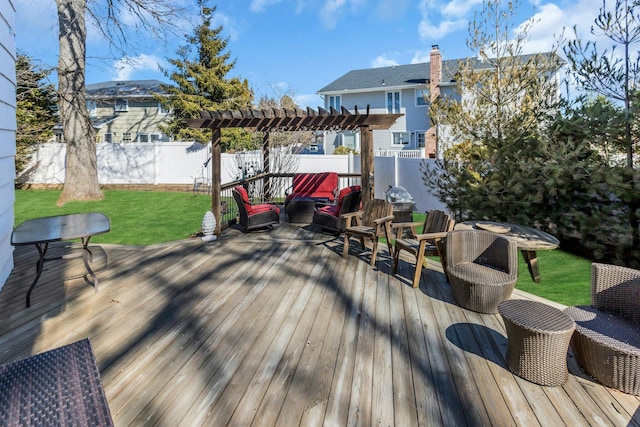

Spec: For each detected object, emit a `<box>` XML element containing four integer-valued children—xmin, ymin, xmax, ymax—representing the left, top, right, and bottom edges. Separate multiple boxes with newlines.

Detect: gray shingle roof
<box><xmin>86</xmin><ymin>80</ymin><xmax>170</xmax><ymax>98</ymax></box>
<box><xmin>317</xmin><ymin>60</ymin><xmax>459</xmax><ymax>94</ymax></box>
<box><xmin>317</xmin><ymin>52</ymin><xmax>562</xmax><ymax>94</ymax></box>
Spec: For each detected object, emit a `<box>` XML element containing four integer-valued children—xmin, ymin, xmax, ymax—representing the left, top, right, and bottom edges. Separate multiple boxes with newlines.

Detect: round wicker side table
<box><xmin>498</xmin><ymin>299</ymin><xmax>576</xmax><ymax>386</ymax></box>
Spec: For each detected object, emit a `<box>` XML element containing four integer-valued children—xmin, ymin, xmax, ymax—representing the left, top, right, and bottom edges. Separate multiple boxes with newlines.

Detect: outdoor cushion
<box><xmin>286</xmin><ymin>173</ymin><xmax>338</xmax><ymax>204</ymax></box>
<box><xmin>234</xmin><ymin>186</ymin><xmax>279</xmax><ymax>215</ymax></box>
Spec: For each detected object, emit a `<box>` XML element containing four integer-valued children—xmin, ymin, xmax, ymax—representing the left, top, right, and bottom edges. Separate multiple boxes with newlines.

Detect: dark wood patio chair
<box><xmin>564</xmin><ymin>263</ymin><xmax>640</xmax><ymax>395</ymax></box>
<box><xmin>232</xmin><ymin>186</ymin><xmax>280</xmax><ymax>232</ymax></box>
<box><xmin>342</xmin><ymin>199</ymin><xmax>394</xmax><ymax>266</ymax></box>
<box><xmin>391</xmin><ymin>209</ymin><xmax>455</xmax><ymax>288</ymax></box>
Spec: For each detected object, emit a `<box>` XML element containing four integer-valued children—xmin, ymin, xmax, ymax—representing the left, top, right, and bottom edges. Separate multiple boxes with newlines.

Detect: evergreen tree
<box><xmin>158</xmin><ymin>1</ymin><xmax>254</xmax><ymax>149</ymax></box>
<box><xmin>15</xmin><ymin>53</ymin><xmax>57</xmax><ymax>179</ymax></box>
<box><xmin>425</xmin><ymin>0</ymin><xmax>564</xmax><ymax>224</ymax></box>
<box><xmin>563</xmin><ymin>0</ymin><xmax>640</xmax><ymax>248</ymax></box>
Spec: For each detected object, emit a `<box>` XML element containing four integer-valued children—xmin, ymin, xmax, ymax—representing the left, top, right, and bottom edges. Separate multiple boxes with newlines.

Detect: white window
<box><xmin>150</xmin><ymin>134</ymin><xmax>163</xmax><ymax>142</ymax></box>
<box><xmin>158</xmin><ymin>103</ymin><xmax>171</xmax><ymax>114</ymax></box>
<box><xmin>392</xmin><ymin>132</ymin><xmax>410</xmax><ymax>145</ymax></box>
<box><xmin>104</xmin><ymin>133</ymin><xmax>113</xmax><ymax>143</ymax></box>
<box><xmin>340</xmin><ymin>132</ymin><xmax>357</xmax><ymax>150</ymax></box>
<box><xmin>115</xmin><ymin>99</ymin><xmax>128</xmax><ymax>112</ymax></box>
<box><xmin>386</xmin><ymin>91</ymin><xmax>400</xmax><ymax>113</ymax></box>
<box><xmin>122</xmin><ymin>132</ymin><xmax>132</xmax><ymax>142</ymax></box>
<box><xmin>416</xmin><ymin>131</ymin><xmax>426</xmax><ymax>148</ymax></box>
<box><xmin>137</xmin><ymin>133</ymin><xmax>150</xmax><ymax>142</ymax></box>
<box><xmin>415</xmin><ymin>89</ymin><xmax>429</xmax><ymax>107</ymax></box>
<box><xmin>329</xmin><ymin>95</ymin><xmax>341</xmax><ymax>111</ymax></box>
<box><xmin>86</xmin><ymin>100</ymin><xmax>97</xmax><ymax>117</ymax></box>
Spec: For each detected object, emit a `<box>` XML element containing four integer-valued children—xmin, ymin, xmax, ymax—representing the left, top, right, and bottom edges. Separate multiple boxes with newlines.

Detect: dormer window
<box><xmin>115</xmin><ymin>99</ymin><xmax>128</xmax><ymax>112</ymax></box>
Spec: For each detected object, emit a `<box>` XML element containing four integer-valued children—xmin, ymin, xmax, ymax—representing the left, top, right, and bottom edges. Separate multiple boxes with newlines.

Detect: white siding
<box><xmin>0</xmin><ymin>0</ymin><xmax>15</xmax><ymax>290</ymax></box>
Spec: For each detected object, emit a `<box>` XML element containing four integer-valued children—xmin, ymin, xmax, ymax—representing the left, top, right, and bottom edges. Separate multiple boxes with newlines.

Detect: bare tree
<box><xmin>55</xmin><ymin>0</ymin><xmax>186</xmax><ymax>205</ymax></box>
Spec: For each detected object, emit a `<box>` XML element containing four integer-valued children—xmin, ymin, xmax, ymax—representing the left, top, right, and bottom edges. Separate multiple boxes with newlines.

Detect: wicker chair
<box><xmin>446</xmin><ymin>230</ymin><xmax>518</xmax><ymax>313</ymax></box>
<box><xmin>343</xmin><ymin>199</ymin><xmax>394</xmax><ymax>266</ymax></box>
<box><xmin>564</xmin><ymin>263</ymin><xmax>640</xmax><ymax>395</ymax></box>
<box><xmin>232</xmin><ymin>186</ymin><xmax>280</xmax><ymax>232</ymax></box>
<box><xmin>391</xmin><ymin>210</ymin><xmax>455</xmax><ymax>288</ymax></box>
<box><xmin>312</xmin><ymin>185</ymin><xmax>361</xmax><ymax>234</ymax></box>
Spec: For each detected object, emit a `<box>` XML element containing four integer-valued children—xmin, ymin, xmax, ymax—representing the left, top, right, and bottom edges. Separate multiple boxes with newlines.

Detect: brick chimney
<box><xmin>429</xmin><ymin>45</ymin><xmax>442</xmax><ymax>101</ymax></box>
<box><xmin>425</xmin><ymin>45</ymin><xmax>442</xmax><ymax>158</ymax></box>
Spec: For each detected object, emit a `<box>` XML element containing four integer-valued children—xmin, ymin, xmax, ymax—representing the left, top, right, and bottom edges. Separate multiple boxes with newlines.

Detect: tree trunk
<box><xmin>56</xmin><ymin>0</ymin><xmax>102</xmax><ymax>206</ymax></box>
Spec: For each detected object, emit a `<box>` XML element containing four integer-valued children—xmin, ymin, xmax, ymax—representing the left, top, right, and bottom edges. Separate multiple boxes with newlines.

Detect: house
<box><xmin>0</xmin><ymin>2</ymin><xmax>15</xmax><ymax>291</ymax></box>
<box><xmin>54</xmin><ymin>80</ymin><xmax>173</xmax><ymax>143</ymax></box>
<box><xmin>317</xmin><ymin>46</ymin><xmax>562</xmax><ymax>158</ymax></box>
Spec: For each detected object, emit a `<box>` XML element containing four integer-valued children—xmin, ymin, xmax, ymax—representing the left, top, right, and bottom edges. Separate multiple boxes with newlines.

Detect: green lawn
<box><xmin>14</xmin><ymin>189</ymin><xmax>213</xmax><ymax>246</ymax></box>
<box><xmin>13</xmin><ymin>190</ymin><xmax>592</xmax><ymax>306</ymax></box>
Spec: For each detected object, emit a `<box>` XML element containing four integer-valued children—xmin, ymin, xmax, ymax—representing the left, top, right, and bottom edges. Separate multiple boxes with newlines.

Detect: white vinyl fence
<box><xmin>21</xmin><ymin>143</ymin><xmax>447</xmax><ymax>213</ymax></box>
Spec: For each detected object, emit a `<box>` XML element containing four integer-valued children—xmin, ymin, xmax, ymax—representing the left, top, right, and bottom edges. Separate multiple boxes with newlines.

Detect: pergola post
<box><xmin>262</xmin><ymin>132</ymin><xmax>271</xmax><ymax>200</ymax></box>
<box><xmin>211</xmin><ymin>128</ymin><xmax>222</xmax><ymax>235</ymax></box>
<box><xmin>360</xmin><ymin>125</ymin><xmax>374</xmax><ymax>202</ymax></box>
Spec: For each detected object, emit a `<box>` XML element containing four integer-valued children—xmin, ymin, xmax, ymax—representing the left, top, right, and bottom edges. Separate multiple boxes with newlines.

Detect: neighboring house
<box><xmin>0</xmin><ymin>0</ymin><xmax>16</xmax><ymax>291</ymax></box>
<box><xmin>317</xmin><ymin>46</ymin><xmax>562</xmax><ymax>158</ymax></box>
<box><xmin>54</xmin><ymin>79</ymin><xmax>172</xmax><ymax>143</ymax></box>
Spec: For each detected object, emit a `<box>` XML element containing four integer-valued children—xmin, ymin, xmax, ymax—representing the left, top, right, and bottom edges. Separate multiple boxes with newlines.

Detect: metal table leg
<box><xmin>26</xmin><ymin>242</ymin><xmax>48</xmax><ymax>308</ymax></box>
<box><xmin>81</xmin><ymin>236</ymin><xmax>99</xmax><ymax>291</ymax></box>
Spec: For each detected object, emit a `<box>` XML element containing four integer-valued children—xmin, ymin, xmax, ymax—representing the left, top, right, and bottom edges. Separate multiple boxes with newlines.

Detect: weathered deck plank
<box><xmin>0</xmin><ymin>223</ymin><xmax>638</xmax><ymax>426</ymax></box>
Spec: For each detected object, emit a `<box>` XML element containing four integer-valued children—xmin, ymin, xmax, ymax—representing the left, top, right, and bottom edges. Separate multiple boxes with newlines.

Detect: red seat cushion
<box><xmin>252</xmin><ymin>204</ymin><xmax>280</xmax><ymax>215</ymax></box>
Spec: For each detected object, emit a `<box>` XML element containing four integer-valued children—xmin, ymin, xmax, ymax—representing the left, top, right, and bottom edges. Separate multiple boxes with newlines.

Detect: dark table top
<box><xmin>11</xmin><ymin>212</ymin><xmax>111</xmax><ymax>246</ymax></box>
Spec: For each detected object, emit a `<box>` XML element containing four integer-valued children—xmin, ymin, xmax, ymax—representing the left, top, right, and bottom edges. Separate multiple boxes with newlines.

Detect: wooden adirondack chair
<box><xmin>392</xmin><ymin>209</ymin><xmax>455</xmax><ymax>288</ymax></box>
<box><xmin>342</xmin><ymin>199</ymin><xmax>394</xmax><ymax>266</ymax></box>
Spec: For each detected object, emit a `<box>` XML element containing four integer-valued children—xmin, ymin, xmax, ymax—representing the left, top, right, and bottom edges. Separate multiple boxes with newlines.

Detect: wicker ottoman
<box><xmin>286</xmin><ymin>197</ymin><xmax>320</xmax><ymax>223</ymax></box>
<box><xmin>498</xmin><ymin>299</ymin><xmax>576</xmax><ymax>386</ymax></box>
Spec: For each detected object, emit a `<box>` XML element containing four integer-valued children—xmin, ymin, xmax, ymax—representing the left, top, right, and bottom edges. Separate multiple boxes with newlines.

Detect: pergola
<box><xmin>187</xmin><ymin>105</ymin><xmax>403</xmax><ymax>234</ymax></box>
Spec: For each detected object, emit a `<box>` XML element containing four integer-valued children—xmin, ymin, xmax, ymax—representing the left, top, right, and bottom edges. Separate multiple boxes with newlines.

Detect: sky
<box><xmin>15</xmin><ymin>0</ymin><xmax>611</xmax><ymax>109</ymax></box>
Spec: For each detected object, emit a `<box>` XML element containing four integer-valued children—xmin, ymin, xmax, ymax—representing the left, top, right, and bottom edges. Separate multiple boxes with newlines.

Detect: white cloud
<box><xmin>371</xmin><ymin>55</ymin><xmax>399</xmax><ymax>67</ymax></box>
<box><xmin>250</xmin><ymin>0</ymin><xmax>285</xmax><ymax>13</ymax></box>
<box><xmin>441</xmin><ymin>0</ymin><xmax>484</xmax><ymax>18</ymax></box>
<box><xmin>520</xmin><ymin>0</ymin><xmax>605</xmax><ymax>55</ymax></box>
<box><xmin>418</xmin><ymin>17</ymin><xmax>468</xmax><ymax>40</ymax></box>
<box><xmin>295</xmin><ymin>93</ymin><xmax>324</xmax><ymax>109</ymax></box>
<box><xmin>411</xmin><ymin>50</ymin><xmax>432</xmax><ymax>63</ymax></box>
<box><xmin>113</xmin><ymin>54</ymin><xmax>165</xmax><ymax>80</ymax></box>
<box><xmin>319</xmin><ymin>0</ymin><xmax>367</xmax><ymax>29</ymax></box>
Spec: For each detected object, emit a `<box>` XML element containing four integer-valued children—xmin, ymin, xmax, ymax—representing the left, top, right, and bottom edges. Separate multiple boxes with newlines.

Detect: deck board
<box><xmin>1</xmin><ymin>222</ymin><xmax>639</xmax><ymax>426</ymax></box>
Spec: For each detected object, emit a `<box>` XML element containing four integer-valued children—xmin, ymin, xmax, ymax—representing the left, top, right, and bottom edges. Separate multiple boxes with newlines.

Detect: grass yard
<box><xmin>13</xmin><ymin>190</ymin><xmax>592</xmax><ymax>305</ymax></box>
<box><xmin>14</xmin><ymin>189</ymin><xmax>213</xmax><ymax>246</ymax></box>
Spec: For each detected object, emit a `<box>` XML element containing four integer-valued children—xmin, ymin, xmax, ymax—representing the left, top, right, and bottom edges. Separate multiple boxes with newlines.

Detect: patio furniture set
<box><xmin>5</xmin><ymin>176</ymin><xmax>638</xmax><ymax>423</ymax></box>
<box><xmin>231</xmin><ymin>181</ymin><xmax>640</xmax><ymax>395</ymax></box>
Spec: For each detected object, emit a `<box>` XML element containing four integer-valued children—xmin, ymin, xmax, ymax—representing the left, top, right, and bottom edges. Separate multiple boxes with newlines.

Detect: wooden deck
<box><xmin>1</xmin><ymin>222</ymin><xmax>638</xmax><ymax>426</ymax></box>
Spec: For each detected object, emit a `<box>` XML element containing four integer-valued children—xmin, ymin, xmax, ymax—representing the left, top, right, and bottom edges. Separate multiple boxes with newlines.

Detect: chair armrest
<box><xmin>342</xmin><ymin>210</ymin><xmax>362</xmax><ymax>227</ymax></box>
<box><xmin>391</xmin><ymin>221</ymin><xmax>422</xmax><ymax>239</ymax></box>
<box><xmin>415</xmin><ymin>231</ymin><xmax>448</xmax><ymax>241</ymax></box>
<box><xmin>373</xmin><ymin>214</ymin><xmax>395</xmax><ymax>225</ymax></box>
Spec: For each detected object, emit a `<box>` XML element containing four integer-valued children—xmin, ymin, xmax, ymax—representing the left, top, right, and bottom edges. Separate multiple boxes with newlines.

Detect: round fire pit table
<box><xmin>498</xmin><ymin>299</ymin><xmax>576</xmax><ymax>386</ymax></box>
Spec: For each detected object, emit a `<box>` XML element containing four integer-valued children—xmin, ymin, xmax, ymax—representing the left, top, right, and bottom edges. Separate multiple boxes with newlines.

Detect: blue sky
<box><xmin>16</xmin><ymin>0</ymin><xmax>607</xmax><ymax>108</ymax></box>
